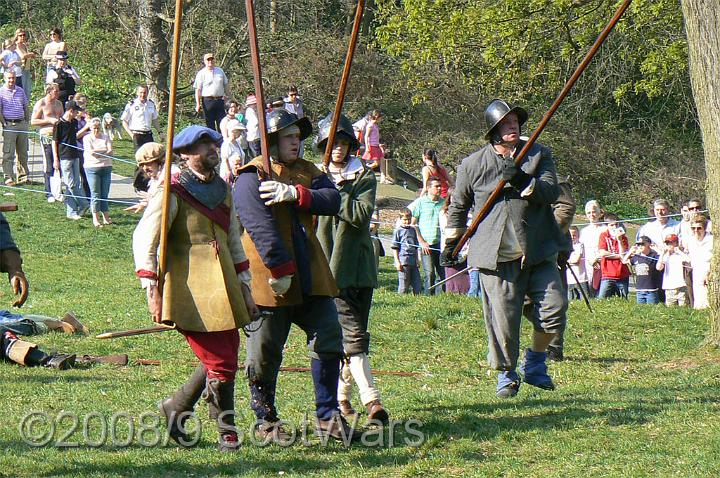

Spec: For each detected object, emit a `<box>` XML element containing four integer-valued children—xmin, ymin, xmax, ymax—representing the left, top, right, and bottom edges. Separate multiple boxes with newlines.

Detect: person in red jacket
<box><xmin>597</xmin><ymin>212</ymin><xmax>630</xmax><ymax>299</ymax></box>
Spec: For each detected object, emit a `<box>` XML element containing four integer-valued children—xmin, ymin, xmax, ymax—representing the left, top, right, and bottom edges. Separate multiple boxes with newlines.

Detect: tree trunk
<box><xmin>681</xmin><ymin>0</ymin><xmax>720</xmax><ymax>342</ymax></box>
<box><xmin>137</xmin><ymin>0</ymin><xmax>170</xmax><ymax>109</ymax></box>
<box><xmin>270</xmin><ymin>0</ymin><xmax>278</xmax><ymax>34</ymax></box>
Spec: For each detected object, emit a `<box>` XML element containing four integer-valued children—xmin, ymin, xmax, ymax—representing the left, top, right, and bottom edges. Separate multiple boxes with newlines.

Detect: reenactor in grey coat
<box><xmin>443</xmin><ymin>99</ymin><xmax>569</xmax><ymax>398</ymax></box>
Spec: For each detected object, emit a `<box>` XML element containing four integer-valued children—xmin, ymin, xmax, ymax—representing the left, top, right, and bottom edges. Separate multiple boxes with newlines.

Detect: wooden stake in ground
<box><xmin>156</xmin><ymin>0</ymin><xmax>185</xmax><ymax>326</ymax></box>
<box><xmin>322</xmin><ymin>0</ymin><xmax>365</xmax><ymax>169</ymax></box>
<box><xmin>451</xmin><ymin>0</ymin><xmax>633</xmax><ymax>259</ymax></box>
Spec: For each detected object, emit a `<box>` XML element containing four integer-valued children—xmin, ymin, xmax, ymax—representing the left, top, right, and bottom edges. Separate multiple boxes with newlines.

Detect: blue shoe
<box><xmin>496</xmin><ymin>370</ymin><xmax>521</xmax><ymax>398</ymax></box>
<box><xmin>520</xmin><ymin>348</ymin><xmax>555</xmax><ymax>390</ymax></box>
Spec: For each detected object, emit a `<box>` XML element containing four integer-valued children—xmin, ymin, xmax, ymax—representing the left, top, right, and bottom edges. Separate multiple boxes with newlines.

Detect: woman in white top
<box><xmin>686</xmin><ymin>214</ymin><xmax>713</xmax><ymax>309</ymax></box>
<box><xmin>0</xmin><ymin>40</ymin><xmax>24</xmax><ymax>91</ymax></box>
<box><xmin>82</xmin><ymin>118</ymin><xmax>113</xmax><ymax>227</ymax></box>
<box><xmin>42</xmin><ymin>28</ymin><xmax>66</xmax><ymax>80</ymax></box>
<box><xmin>578</xmin><ymin>200</ymin><xmax>606</xmax><ymax>296</ymax></box>
<box><xmin>219</xmin><ymin>120</ymin><xmax>246</xmax><ymax>184</ymax></box>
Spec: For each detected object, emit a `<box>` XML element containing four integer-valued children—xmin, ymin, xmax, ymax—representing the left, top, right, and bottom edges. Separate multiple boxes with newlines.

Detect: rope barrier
<box><xmin>0</xmin><ymin>183</ymin><xmax>140</xmax><ymax>206</ymax></box>
<box><xmin>3</xmin><ymin>128</ymin><xmax>136</xmax><ymax>164</ymax></box>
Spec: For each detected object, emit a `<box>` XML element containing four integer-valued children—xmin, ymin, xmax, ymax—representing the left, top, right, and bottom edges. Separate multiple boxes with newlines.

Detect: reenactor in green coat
<box><xmin>315</xmin><ymin>113</ymin><xmax>389</xmax><ymax>424</ymax></box>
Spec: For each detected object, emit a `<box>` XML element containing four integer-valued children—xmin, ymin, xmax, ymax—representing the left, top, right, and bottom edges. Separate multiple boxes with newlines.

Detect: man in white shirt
<box><xmin>121</xmin><ymin>84</ymin><xmax>163</xmax><ymax>150</ymax></box>
<box><xmin>244</xmin><ymin>94</ymin><xmax>260</xmax><ymax>157</ymax></box>
<box><xmin>636</xmin><ymin>199</ymin><xmax>681</xmax><ymax>247</ymax></box>
<box><xmin>193</xmin><ymin>53</ymin><xmax>228</xmax><ymax>132</ymax></box>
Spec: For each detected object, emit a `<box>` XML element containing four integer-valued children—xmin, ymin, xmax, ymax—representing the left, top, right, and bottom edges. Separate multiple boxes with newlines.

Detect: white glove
<box><xmin>259</xmin><ymin>180</ymin><xmax>298</xmax><ymax>206</ymax></box>
<box><xmin>268</xmin><ymin>274</ymin><xmax>293</xmax><ymax>295</ymax></box>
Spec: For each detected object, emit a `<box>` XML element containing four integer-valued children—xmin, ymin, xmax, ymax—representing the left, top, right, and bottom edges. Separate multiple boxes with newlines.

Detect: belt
<box><xmin>203</xmin><ymin>96</ymin><xmax>223</xmax><ymax>100</ymax></box>
<box><xmin>132</xmin><ymin>130</ymin><xmax>152</xmax><ymax>135</ymax></box>
<box><xmin>5</xmin><ymin>119</ymin><xmax>24</xmax><ymax>124</ymax></box>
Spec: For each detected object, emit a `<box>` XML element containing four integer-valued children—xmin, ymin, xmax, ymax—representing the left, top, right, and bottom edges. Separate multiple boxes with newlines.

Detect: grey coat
<box><xmin>447</xmin><ymin>141</ymin><xmax>569</xmax><ymax>270</ymax></box>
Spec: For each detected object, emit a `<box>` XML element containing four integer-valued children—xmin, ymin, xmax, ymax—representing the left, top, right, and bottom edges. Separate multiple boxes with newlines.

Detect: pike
<box><xmin>133</xmin><ymin>359</ymin><xmax>419</xmax><ymax>377</ymax></box>
<box><xmin>451</xmin><ymin>0</ymin><xmax>633</xmax><ymax>259</ymax></box>
<box><xmin>0</xmin><ymin>203</ymin><xmax>18</xmax><ymax>212</ymax></box>
<box><xmin>245</xmin><ymin>0</ymin><xmax>272</xmax><ymax>179</ymax></box>
<box><xmin>429</xmin><ymin>265</ymin><xmax>472</xmax><ymax>290</ymax></box>
<box><xmin>155</xmin><ymin>0</ymin><xmax>186</xmax><ymax>326</ymax></box>
<box><xmin>322</xmin><ymin>0</ymin><xmax>366</xmax><ymax>169</ymax></box>
<box><xmin>95</xmin><ymin>325</ymin><xmax>175</xmax><ymax>340</ymax></box>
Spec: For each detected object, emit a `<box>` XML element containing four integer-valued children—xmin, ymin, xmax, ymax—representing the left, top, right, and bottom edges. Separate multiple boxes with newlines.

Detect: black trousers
<box><xmin>202</xmin><ymin>97</ymin><xmax>225</xmax><ymax>131</ymax></box>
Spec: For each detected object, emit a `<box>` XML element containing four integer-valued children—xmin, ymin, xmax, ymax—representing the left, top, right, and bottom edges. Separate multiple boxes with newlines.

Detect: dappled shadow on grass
<box><xmin>563</xmin><ymin>355</ymin><xmax>641</xmax><ymax>364</ymax></box>
<box><xmin>413</xmin><ymin>384</ymin><xmax>720</xmax><ymax>442</ymax></box>
<box><xmin>4</xmin><ymin>374</ymin><xmax>110</xmax><ymax>384</ymax></box>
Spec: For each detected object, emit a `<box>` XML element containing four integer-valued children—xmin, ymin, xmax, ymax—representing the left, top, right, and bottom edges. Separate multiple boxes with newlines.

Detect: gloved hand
<box><xmin>501</xmin><ymin>157</ymin><xmax>533</xmax><ymax>191</ymax></box>
<box><xmin>268</xmin><ymin>274</ymin><xmax>293</xmax><ymax>296</ymax></box>
<box><xmin>10</xmin><ymin>272</ymin><xmax>28</xmax><ymax>307</ymax></box>
<box><xmin>259</xmin><ymin>180</ymin><xmax>298</xmax><ymax>206</ymax></box>
<box><xmin>440</xmin><ymin>237</ymin><xmax>462</xmax><ymax>268</ymax></box>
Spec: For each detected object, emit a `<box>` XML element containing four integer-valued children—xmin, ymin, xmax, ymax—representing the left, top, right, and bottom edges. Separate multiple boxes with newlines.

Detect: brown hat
<box><xmin>135</xmin><ymin>142</ymin><xmax>165</xmax><ymax>166</ymax></box>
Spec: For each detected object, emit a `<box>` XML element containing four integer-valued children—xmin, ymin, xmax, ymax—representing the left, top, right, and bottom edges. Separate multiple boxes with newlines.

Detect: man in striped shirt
<box><xmin>0</xmin><ymin>71</ymin><xmax>29</xmax><ymax>186</ymax></box>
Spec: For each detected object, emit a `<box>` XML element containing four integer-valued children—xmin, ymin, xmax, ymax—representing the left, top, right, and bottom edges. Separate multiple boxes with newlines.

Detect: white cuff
<box><xmin>520</xmin><ymin>177</ymin><xmax>536</xmax><ymax>197</ymax></box>
<box><xmin>140</xmin><ymin>277</ymin><xmax>157</xmax><ymax>289</ymax></box>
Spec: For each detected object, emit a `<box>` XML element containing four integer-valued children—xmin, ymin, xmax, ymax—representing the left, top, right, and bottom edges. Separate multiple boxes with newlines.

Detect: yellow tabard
<box><xmin>238</xmin><ymin>157</ymin><xmax>338</xmax><ymax>307</ymax></box>
<box><xmin>162</xmin><ymin>192</ymin><xmax>250</xmax><ymax>332</ymax></box>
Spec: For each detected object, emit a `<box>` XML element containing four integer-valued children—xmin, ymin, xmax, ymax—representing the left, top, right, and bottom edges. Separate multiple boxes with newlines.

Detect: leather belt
<box><xmin>5</xmin><ymin>119</ymin><xmax>24</xmax><ymax>123</ymax></box>
<box><xmin>132</xmin><ymin>130</ymin><xmax>152</xmax><ymax>135</ymax></box>
<box><xmin>203</xmin><ymin>96</ymin><xmax>223</xmax><ymax>100</ymax></box>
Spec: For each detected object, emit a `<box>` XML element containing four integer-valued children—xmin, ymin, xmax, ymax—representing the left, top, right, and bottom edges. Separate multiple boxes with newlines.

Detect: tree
<box><xmin>137</xmin><ymin>0</ymin><xmax>170</xmax><ymax>108</ymax></box>
<box><xmin>680</xmin><ymin>0</ymin><xmax>720</xmax><ymax>343</ymax></box>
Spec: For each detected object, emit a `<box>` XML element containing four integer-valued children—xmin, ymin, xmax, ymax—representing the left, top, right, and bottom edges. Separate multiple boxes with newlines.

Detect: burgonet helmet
<box><xmin>266</xmin><ymin>108</ymin><xmax>313</xmax><ymax>142</ymax></box>
<box><xmin>313</xmin><ymin>112</ymin><xmax>360</xmax><ymax>154</ymax></box>
<box><xmin>484</xmin><ymin>99</ymin><xmax>528</xmax><ymax>142</ymax></box>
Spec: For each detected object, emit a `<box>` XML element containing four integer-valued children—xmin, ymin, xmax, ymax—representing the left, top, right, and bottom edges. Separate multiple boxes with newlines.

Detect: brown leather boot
<box><xmin>204</xmin><ymin>378</ymin><xmax>240</xmax><ymax>452</ymax></box>
<box><xmin>160</xmin><ymin>365</ymin><xmax>206</xmax><ymax>447</ymax></box>
<box><xmin>316</xmin><ymin>413</ymin><xmax>361</xmax><ymax>444</ymax></box>
<box><xmin>61</xmin><ymin>312</ymin><xmax>89</xmax><ymax>335</ymax></box>
<box><xmin>338</xmin><ymin>399</ymin><xmax>356</xmax><ymax>418</ymax></box>
<box><xmin>365</xmin><ymin>400</ymin><xmax>389</xmax><ymax>425</ymax></box>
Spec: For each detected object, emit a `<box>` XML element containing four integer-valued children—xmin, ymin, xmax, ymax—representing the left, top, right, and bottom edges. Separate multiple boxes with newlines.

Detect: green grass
<box><xmin>1</xmin><ymin>191</ymin><xmax>719</xmax><ymax>477</ymax></box>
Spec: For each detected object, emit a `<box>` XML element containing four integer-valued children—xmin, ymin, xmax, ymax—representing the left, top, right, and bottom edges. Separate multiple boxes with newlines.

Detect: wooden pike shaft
<box><xmin>245</xmin><ymin>0</ymin><xmax>272</xmax><ymax>179</ymax></box>
<box><xmin>452</xmin><ymin>0</ymin><xmax>633</xmax><ymax>257</ymax></box>
<box><xmin>96</xmin><ymin>325</ymin><xmax>176</xmax><ymax>340</ymax></box>
<box><xmin>156</xmin><ymin>0</ymin><xmax>185</xmax><ymax>324</ymax></box>
<box><xmin>323</xmin><ymin>0</ymin><xmax>366</xmax><ymax>168</ymax></box>
<box><xmin>133</xmin><ymin>359</ymin><xmax>419</xmax><ymax>377</ymax></box>
<box><xmin>0</xmin><ymin>203</ymin><xmax>18</xmax><ymax>212</ymax></box>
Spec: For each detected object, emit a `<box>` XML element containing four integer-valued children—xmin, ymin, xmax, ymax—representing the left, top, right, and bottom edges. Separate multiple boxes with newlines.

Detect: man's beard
<box><xmin>200</xmin><ymin>153</ymin><xmax>220</xmax><ymax>170</ymax></box>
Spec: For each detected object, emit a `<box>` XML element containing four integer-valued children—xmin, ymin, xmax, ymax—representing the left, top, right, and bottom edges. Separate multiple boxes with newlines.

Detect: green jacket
<box><xmin>317</xmin><ymin>164</ymin><xmax>378</xmax><ymax>290</ymax></box>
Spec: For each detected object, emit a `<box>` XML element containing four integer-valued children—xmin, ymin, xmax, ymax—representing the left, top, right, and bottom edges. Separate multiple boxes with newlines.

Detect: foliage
<box><xmin>1</xmin><ymin>190</ymin><xmax>720</xmax><ymax>476</ymax></box>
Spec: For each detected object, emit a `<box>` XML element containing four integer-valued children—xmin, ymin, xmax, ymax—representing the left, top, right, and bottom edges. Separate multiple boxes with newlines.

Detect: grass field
<box><xmin>1</xmin><ymin>190</ymin><xmax>719</xmax><ymax>477</ymax></box>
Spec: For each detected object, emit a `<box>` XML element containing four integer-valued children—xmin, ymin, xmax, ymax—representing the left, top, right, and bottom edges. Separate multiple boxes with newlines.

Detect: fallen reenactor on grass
<box><xmin>0</xmin><ymin>211</ymin><xmax>123</xmax><ymax>369</ymax></box>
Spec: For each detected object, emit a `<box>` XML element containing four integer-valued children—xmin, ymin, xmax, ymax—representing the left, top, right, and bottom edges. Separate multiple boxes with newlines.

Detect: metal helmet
<box><xmin>266</xmin><ymin>108</ymin><xmax>313</xmax><ymax>143</ymax></box>
<box><xmin>313</xmin><ymin>112</ymin><xmax>360</xmax><ymax>154</ymax></box>
<box><xmin>484</xmin><ymin>99</ymin><xmax>528</xmax><ymax>142</ymax></box>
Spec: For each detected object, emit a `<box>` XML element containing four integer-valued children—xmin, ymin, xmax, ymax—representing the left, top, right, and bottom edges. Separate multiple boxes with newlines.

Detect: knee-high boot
<box><xmin>159</xmin><ymin>364</ymin><xmax>207</xmax><ymax>446</ymax></box>
<box><xmin>204</xmin><ymin>378</ymin><xmax>239</xmax><ymax>452</ymax></box>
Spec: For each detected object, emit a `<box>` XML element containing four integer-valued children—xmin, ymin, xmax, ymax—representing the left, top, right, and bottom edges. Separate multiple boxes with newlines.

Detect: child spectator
<box><xmin>597</xmin><ymin>213</ymin><xmax>630</xmax><ymax>299</ymax></box>
<box><xmin>656</xmin><ymin>233</ymin><xmax>690</xmax><ymax>306</ymax></box>
<box><xmin>566</xmin><ymin>225</ymin><xmax>589</xmax><ymax>300</ymax></box>
<box><xmin>622</xmin><ymin>235</ymin><xmax>662</xmax><ymax>304</ymax></box>
<box><xmin>392</xmin><ymin>209</ymin><xmax>422</xmax><ymax>294</ymax></box>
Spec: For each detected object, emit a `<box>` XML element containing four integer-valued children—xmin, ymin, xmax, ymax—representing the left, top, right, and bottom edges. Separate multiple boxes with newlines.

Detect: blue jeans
<box><xmin>598</xmin><ymin>278</ymin><xmax>629</xmax><ymax>299</ymax></box>
<box><xmin>636</xmin><ymin>290</ymin><xmax>659</xmax><ymax>304</ymax></box>
<box><xmin>420</xmin><ymin>244</ymin><xmax>444</xmax><ymax>295</ymax></box>
<box><xmin>60</xmin><ymin>158</ymin><xmax>89</xmax><ymax>216</ymax></box>
<box><xmin>398</xmin><ymin>265</ymin><xmax>422</xmax><ymax>294</ymax></box>
<box><xmin>468</xmin><ymin>269</ymin><xmax>481</xmax><ymax>297</ymax></box>
<box><xmin>85</xmin><ymin>166</ymin><xmax>112</xmax><ymax>213</ymax></box>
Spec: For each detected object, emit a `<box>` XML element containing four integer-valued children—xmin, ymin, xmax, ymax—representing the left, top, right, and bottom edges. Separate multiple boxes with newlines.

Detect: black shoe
<box><xmin>547</xmin><ymin>347</ymin><xmax>564</xmax><ymax>362</ymax></box>
<box><xmin>44</xmin><ymin>354</ymin><xmax>76</xmax><ymax>370</ymax></box>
